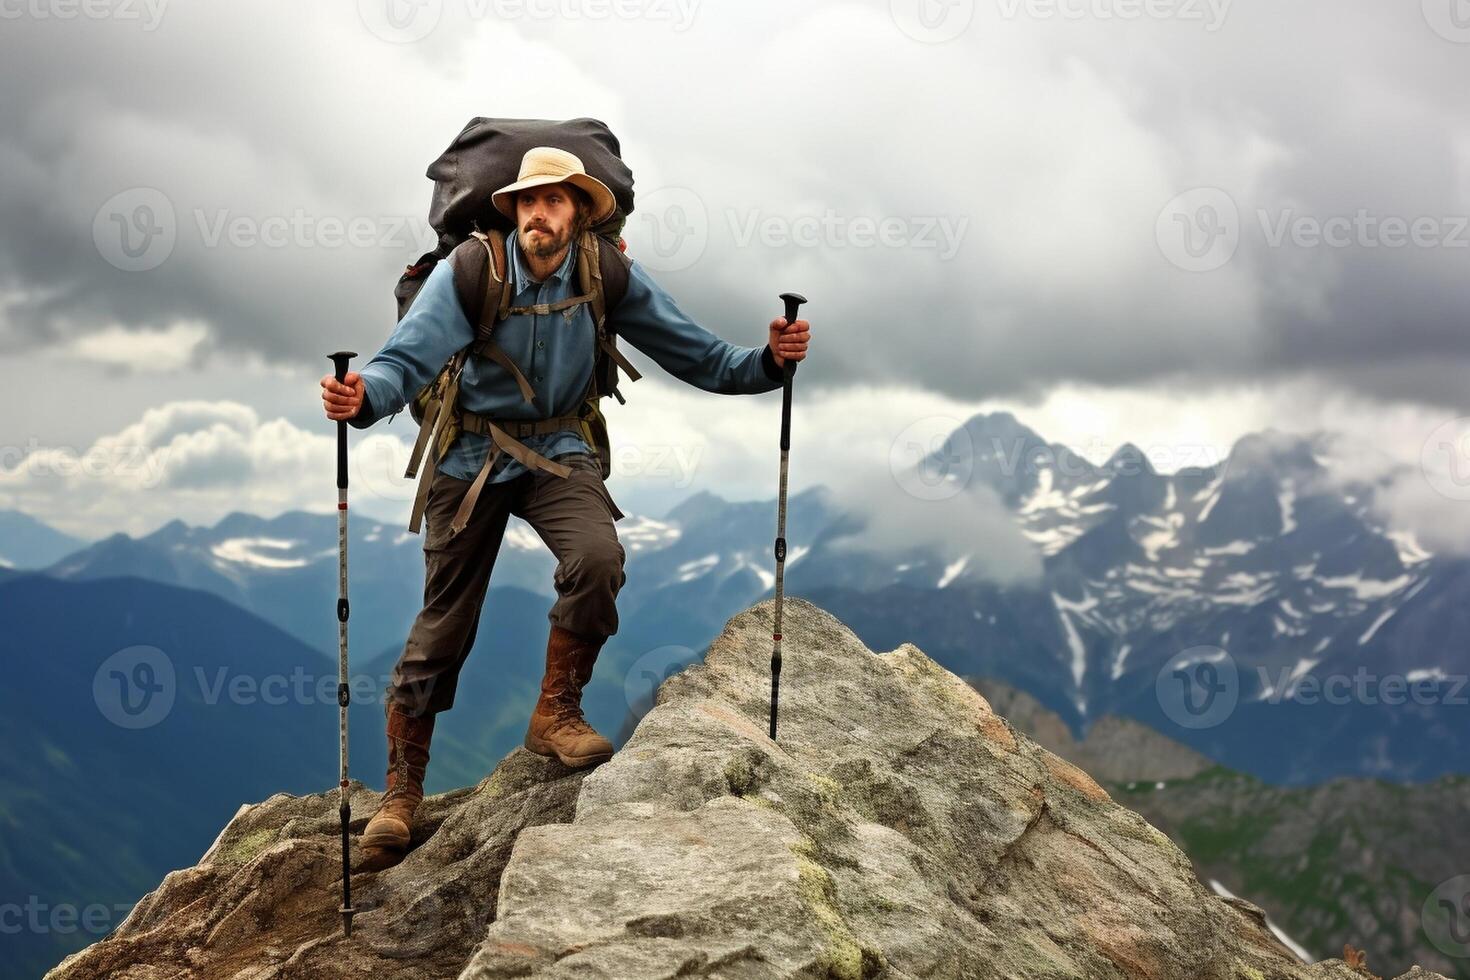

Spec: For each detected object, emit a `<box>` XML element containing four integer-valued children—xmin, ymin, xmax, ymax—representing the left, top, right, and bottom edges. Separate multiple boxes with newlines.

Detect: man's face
<box><xmin>516</xmin><ymin>183</ymin><xmax>582</xmax><ymax>260</ymax></box>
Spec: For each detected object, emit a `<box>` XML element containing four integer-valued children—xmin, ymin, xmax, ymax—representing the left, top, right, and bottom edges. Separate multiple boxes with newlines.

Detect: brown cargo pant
<box><xmin>387</xmin><ymin>452</ymin><xmax>625</xmax><ymax>716</ymax></box>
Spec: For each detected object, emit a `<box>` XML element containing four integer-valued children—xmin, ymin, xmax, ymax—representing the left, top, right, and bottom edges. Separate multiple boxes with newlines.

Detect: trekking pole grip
<box><xmin>777</xmin><ymin>293</ymin><xmax>805</xmax><ymax>450</ymax></box>
<box><xmin>329</xmin><ymin>351</ymin><xmax>356</xmax><ymax>490</ymax></box>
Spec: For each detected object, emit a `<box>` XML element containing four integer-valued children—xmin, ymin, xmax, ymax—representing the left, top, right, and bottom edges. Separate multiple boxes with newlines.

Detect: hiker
<box><xmin>319</xmin><ymin>145</ymin><xmax>811</xmax><ymax>861</ymax></box>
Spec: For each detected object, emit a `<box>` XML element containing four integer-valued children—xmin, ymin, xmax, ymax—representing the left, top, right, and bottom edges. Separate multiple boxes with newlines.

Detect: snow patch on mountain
<box><xmin>1386</xmin><ymin>530</ymin><xmax>1431</xmax><ymax>567</ymax></box>
<box><xmin>1316</xmin><ymin>573</ymin><xmax>1413</xmax><ymax>601</ymax></box>
<box><xmin>619</xmin><ymin>517</ymin><xmax>681</xmax><ymax>553</ymax></box>
<box><xmin>1109</xmin><ymin>642</ymin><xmax>1132</xmax><ymax>680</ymax></box>
<box><xmin>1257</xmin><ymin>658</ymin><xmax>1320</xmax><ymax>702</ymax></box>
<box><xmin>1278</xmin><ymin>480</ymin><xmax>1297</xmax><ymax>535</ymax></box>
<box><xmin>1207</xmin><ymin>879</ymin><xmax>1311</xmax><ymax>964</ymax></box>
<box><xmin>1053</xmin><ymin>590</ymin><xmax>1100</xmax><ymax>711</ymax></box>
<box><xmin>938</xmin><ymin>555</ymin><xmax>969</xmax><ymax>588</ymax></box>
<box><xmin>210</xmin><ymin>537</ymin><xmax>309</xmax><ymax>569</ymax></box>
<box><xmin>676</xmin><ymin>554</ymin><xmax>720</xmax><ymax>583</ymax></box>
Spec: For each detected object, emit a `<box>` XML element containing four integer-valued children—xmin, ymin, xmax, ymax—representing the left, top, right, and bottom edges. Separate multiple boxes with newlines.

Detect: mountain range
<box><xmin>32</xmin><ymin>412</ymin><xmax>1462</xmax><ymax>783</ymax></box>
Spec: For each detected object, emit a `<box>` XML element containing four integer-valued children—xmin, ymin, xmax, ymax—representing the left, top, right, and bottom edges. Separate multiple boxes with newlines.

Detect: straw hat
<box><xmin>491</xmin><ymin>146</ymin><xmax>617</xmax><ymax>224</ymax></box>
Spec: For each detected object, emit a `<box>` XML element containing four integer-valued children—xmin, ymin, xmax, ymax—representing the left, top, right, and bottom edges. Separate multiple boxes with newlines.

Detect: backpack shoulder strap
<box><xmin>448</xmin><ymin>230</ymin><xmax>514</xmax><ymax>334</ymax></box>
<box><xmin>435</xmin><ymin>232</ymin><xmax>534</xmax><ymax>407</ymax></box>
<box><xmin>595</xmin><ymin>234</ymin><xmax>632</xmax><ymax>326</ymax></box>
<box><xmin>577</xmin><ymin>232</ymin><xmax>640</xmax><ymax>401</ymax></box>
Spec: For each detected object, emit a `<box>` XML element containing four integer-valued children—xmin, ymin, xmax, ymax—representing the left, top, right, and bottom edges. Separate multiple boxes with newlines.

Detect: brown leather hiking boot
<box><xmin>360</xmin><ymin>704</ymin><xmax>435</xmax><ymax>862</ymax></box>
<box><xmin>524</xmin><ymin>625</ymin><xmax>614</xmax><ymax>768</ymax></box>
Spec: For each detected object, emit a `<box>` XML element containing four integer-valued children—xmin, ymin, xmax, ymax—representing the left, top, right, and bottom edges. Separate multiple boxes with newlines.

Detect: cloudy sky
<box><xmin>1</xmin><ymin>0</ymin><xmax>1467</xmax><ymax>550</ymax></box>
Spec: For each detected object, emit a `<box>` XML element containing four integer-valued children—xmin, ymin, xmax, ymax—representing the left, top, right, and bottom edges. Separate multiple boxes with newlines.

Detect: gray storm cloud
<box><xmin>0</xmin><ymin>0</ymin><xmax>1465</xmax><ymax>412</ymax></box>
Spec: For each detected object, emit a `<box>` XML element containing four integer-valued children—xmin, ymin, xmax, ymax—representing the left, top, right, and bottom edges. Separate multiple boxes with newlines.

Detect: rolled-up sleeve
<box><xmin>612</xmin><ymin>260</ymin><xmax>782</xmax><ymax>395</ymax></box>
<box><xmin>350</xmin><ymin>260</ymin><xmax>474</xmax><ymax>429</ymax></box>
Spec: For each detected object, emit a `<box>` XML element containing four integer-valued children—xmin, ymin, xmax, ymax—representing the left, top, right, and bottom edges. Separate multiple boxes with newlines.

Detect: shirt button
<box><xmin>535</xmin><ymin>374</ymin><xmax>543</xmax><ymax>383</ymax></box>
<box><xmin>536</xmin><ymin>340</ymin><xmax>545</xmax><ymax>350</ymax></box>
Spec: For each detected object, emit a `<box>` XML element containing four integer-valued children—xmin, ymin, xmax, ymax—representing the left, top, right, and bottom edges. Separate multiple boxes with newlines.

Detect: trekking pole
<box><xmin>329</xmin><ymin>350</ymin><xmax>357</xmax><ymax>937</ymax></box>
<box><xmin>769</xmin><ymin>292</ymin><xmax>806</xmax><ymax>741</ymax></box>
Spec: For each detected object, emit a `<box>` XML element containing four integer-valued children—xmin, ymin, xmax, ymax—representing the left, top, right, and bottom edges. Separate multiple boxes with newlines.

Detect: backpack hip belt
<box><xmin>403</xmin><ymin>391</ymin><xmax>588</xmax><ymax>539</ymax></box>
<box><xmin>444</xmin><ymin>411</ymin><xmax>586</xmax><ymax>538</ymax></box>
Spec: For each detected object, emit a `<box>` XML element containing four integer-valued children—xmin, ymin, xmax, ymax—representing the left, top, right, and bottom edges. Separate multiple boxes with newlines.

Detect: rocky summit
<box><xmin>48</xmin><ymin>600</ymin><xmax>1447</xmax><ymax>980</ymax></box>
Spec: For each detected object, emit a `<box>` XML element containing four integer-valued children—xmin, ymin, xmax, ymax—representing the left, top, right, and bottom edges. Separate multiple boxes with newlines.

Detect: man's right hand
<box><xmin>321</xmin><ymin>371</ymin><xmax>365</xmax><ymax>421</ymax></box>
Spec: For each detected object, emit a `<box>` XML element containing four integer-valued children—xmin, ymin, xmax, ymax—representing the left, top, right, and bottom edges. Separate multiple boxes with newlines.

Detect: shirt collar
<box><xmin>507</xmin><ymin>229</ymin><xmax>579</xmax><ymax>292</ymax></box>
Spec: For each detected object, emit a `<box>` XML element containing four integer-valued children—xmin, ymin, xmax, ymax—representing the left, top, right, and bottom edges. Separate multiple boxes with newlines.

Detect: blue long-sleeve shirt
<box><xmin>351</xmin><ymin>230</ymin><xmax>783</xmax><ymax>483</ymax></box>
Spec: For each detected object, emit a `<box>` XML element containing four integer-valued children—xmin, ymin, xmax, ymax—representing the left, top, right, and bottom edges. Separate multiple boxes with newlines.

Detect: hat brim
<box><xmin>492</xmin><ymin>172</ymin><xmax>616</xmax><ymax>225</ymax></box>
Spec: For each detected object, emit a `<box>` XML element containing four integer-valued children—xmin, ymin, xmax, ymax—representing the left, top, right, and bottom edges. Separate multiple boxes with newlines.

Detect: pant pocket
<box><xmin>599</xmin><ymin>481</ymin><xmax>625</xmax><ymax>522</ymax></box>
<box><xmin>563</xmin><ymin>452</ymin><xmax>624</xmax><ymax>522</ymax></box>
<box><xmin>423</xmin><ymin>470</ymin><xmax>474</xmax><ymax>552</ymax></box>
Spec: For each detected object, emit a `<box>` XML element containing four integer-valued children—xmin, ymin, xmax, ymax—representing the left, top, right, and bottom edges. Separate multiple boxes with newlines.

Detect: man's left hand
<box><xmin>769</xmin><ymin>317</ymin><xmax>811</xmax><ymax>368</ymax></box>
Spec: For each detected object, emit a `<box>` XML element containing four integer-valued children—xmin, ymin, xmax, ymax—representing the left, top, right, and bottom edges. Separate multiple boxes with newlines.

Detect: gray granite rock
<box><xmin>46</xmin><ymin>749</ymin><xmax>588</xmax><ymax>979</ymax></box>
<box><xmin>48</xmin><ymin>599</ymin><xmax>1452</xmax><ymax>980</ymax></box>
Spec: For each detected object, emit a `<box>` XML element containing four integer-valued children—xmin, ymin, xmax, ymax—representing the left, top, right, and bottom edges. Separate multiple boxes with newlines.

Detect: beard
<box><xmin>523</xmin><ymin>203</ymin><xmax>591</xmax><ymax>260</ymax></box>
<box><xmin>524</xmin><ymin>218</ymin><xmax>577</xmax><ymax>259</ymax></box>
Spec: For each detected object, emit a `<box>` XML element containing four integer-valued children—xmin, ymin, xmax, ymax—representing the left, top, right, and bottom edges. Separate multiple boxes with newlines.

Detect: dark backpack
<box><xmin>393</xmin><ymin>115</ymin><xmax>635</xmax><ymax>317</ymax></box>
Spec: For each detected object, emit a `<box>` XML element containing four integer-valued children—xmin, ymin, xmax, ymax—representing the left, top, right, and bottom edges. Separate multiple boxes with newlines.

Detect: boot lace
<box><xmin>544</xmin><ymin>706</ymin><xmax>596</xmax><ymax>738</ymax></box>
